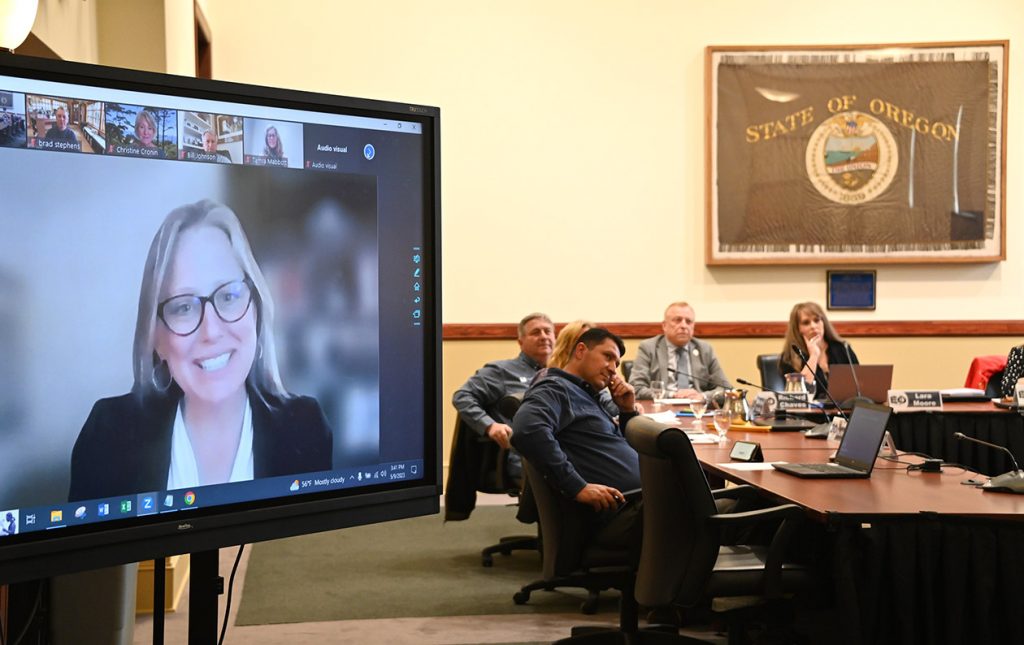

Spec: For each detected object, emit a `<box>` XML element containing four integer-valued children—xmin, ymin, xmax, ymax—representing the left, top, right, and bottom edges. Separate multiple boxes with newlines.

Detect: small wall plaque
<box><xmin>827</xmin><ymin>270</ymin><xmax>876</xmax><ymax>310</ymax></box>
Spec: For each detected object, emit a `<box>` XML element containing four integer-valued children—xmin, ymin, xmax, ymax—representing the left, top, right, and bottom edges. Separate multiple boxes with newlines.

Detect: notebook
<box><xmin>828</xmin><ymin>364</ymin><xmax>893</xmax><ymax>405</ymax></box>
<box><xmin>772</xmin><ymin>402</ymin><xmax>892</xmax><ymax>479</ymax></box>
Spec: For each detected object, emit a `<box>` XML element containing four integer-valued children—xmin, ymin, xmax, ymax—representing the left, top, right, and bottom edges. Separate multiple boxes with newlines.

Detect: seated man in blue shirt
<box><xmin>452</xmin><ymin>313</ymin><xmax>555</xmax><ymax>482</ymax></box>
<box><xmin>511</xmin><ymin>327</ymin><xmax>641</xmax><ymax>549</ymax></box>
<box><xmin>453</xmin><ymin>312</ymin><xmax>555</xmax><ymax>448</ymax></box>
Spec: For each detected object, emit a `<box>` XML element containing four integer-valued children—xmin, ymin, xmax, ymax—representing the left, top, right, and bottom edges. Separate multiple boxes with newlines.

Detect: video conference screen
<box><xmin>0</xmin><ymin>62</ymin><xmax>438</xmax><ymax>549</ymax></box>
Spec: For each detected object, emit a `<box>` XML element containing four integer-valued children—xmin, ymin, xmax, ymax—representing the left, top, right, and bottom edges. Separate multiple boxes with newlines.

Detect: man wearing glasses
<box><xmin>69</xmin><ymin>201</ymin><xmax>332</xmax><ymax>502</ymax></box>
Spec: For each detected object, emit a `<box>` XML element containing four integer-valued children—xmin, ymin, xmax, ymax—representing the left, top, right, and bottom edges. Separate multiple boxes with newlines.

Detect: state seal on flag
<box><xmin>805</xmin><ymin>111</ymin><xmax>898</xmax><ymax>204</ymax></box>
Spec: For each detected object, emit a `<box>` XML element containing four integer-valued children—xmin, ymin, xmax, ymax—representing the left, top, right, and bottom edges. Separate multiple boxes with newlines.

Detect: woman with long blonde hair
<box><xmin>778</xmin><ymin>301</ymin><xmax>858</xmax><ymax>396</ymax></box>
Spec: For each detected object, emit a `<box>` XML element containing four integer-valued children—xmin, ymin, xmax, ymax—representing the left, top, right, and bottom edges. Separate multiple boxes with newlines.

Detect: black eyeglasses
<box><xmin>157</xmin><ymin>277</ymin><xmax>254</xmax><ymax>336</ymax></box>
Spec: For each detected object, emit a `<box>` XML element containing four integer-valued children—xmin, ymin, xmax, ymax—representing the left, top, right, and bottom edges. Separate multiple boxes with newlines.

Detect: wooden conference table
<box><xmin>638</xmin><ymin>401</ymin><xmax>1024</xmax><ymax>644</ymax></box>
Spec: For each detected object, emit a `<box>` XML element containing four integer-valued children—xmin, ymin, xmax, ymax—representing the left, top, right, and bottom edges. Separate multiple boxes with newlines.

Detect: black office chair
<box><xmin>985</xmin><ymin>369</ymin><xmax>1005</xmax><ymax>398</ymax></box>
<box><xmin>444</xmin><ymin>405</ymin><xmax>538</xmax><ymax>567</ymax></box>
<box><xmin>756</xmin><ymin>354</ymin><xmax>784</xmax><ymax>393</ymax></box>
<box><xmin>622</xmin><ymin>360</ymin><xmax>634</xmax><ymax>382</ymax></box>
<box><xmin>513</xmin><ymin>459</ymin><xmax>632</xmax><ymax>615</ymax></box>
<box><xmin>478</xmin><ymin>394</ymin><xmax>540</xmax><ymax>566</ymax></box>
<box><xmin>628</xmin><ymin>416</ymin><xmax>813</xmax><ymax>645</ymax></box>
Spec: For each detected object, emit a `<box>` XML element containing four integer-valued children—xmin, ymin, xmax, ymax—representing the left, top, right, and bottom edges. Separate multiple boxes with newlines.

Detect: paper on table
<box><xmin>717</xmin><ymin>462</ymin><xmax>787</xmax><ymax>471</ymax></box>
<box><xmin>642</xmin><ymin>411</ymin><xmax>679</xmax><ymax>424</ymax></box>
<box><xmin>658</xmin><ymin>398</ymin><xmax>696</xmax><ymax>405</ymax></box>
<box><xmin>939</xmin><ymin>387</ymin><xmax>986</xmax><ymax>396</ymax></box>
<box><xmin>688</xmin><ymin>433</ymin><xmax>720</xmax><ymax>444</ymax></box>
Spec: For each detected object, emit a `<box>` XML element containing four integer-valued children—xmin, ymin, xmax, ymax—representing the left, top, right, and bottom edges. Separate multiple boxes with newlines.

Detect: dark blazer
<box><xmin>779</xmin><ymin>338</ymin><xmax>859</xmax><ymax>396</ymax></box>
<box><xmin>68</xmin><ymin>385</ymin><xmax>333</xmax><ymax>502</ymax></box>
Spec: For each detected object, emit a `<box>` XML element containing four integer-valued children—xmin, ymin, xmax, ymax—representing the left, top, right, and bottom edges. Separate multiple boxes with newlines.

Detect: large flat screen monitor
<box><xmin>0</xmin><ymin>54</ymin><xmax>441</xmax><ymax>583</ymax></box>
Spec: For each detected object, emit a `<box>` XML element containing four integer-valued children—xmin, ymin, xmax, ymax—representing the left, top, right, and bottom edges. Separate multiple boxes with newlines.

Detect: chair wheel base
<box><xmin>513</xmin><ymin>591</ymin><xmax>530</xmax><ymax>605</ymax></box>
<box><xmin>581</xmin><ymin>591</ymin><xmax>600</xmax><ymax>614</ymax></box>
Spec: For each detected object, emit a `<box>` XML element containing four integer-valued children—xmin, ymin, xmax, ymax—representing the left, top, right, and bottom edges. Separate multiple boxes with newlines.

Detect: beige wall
<box><xmin>95</xmin><ymin>0</ymin><xmax>167</xmax><ymax>72</ymax></box>
<box><xmin>163</xmin><ymin>0</ymin><xmax>196</xmax><ymax>76</ymax></box>
<box><xmin>31</xmin><ymin>0</ymin><xmax>98</xmax><ymax>62</ymax></box>
<box><xmin>32</xmin><ymin>0</ymin><xmax>195</xmax><ymax>75</ymax></box>
<box><xmin>199</xmin><ymin>0</ymin><xmax>1024</xmax><ymax>325</ymax></box>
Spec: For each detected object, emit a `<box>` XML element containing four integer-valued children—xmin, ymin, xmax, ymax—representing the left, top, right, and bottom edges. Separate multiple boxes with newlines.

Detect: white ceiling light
<box><xmin>0</xmin><ymin>0</ymin><xmax>39</xmax><ymax>51</ymax></box>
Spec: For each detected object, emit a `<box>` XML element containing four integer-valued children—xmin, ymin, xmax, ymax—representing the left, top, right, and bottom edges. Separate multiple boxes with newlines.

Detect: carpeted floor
<box><xmin>236</xmin><ymin>506</ymin><xmax>619</xmax><ymax>626</ymax></box>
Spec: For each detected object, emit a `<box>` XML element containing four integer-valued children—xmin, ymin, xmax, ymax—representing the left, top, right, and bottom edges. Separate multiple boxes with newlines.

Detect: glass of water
<box><xmin>650</xmin><ymin>380</ymin><xmax>666</xmax><ymax>408</ymax></box>
<box><xmin>690</xmin><ymin>393</ymin><xmax>709</xmax><ymax>431</ymax></box>
<box><xmin>713</xmin><ymin>409</ymin><xmax>733</xmax><ymax>442</ymax></box>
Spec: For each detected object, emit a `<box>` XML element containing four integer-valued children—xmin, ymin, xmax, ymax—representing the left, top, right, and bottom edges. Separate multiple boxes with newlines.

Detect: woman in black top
<box><xmin>1000</xmin><ymin>345</ymin><xmax>1024</xmax><ymax>398</ymax></box>
<box><xmin>778</xmin><ymin>301</ymin><xmax>858</xmax><ymax>397</ymax></box>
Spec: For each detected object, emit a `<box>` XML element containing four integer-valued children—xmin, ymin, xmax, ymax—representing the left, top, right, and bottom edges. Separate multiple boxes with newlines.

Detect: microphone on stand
<box><xmin>840</xmin><ymin>341</ymin><xmax>873</xmax><ymax>407</ymax></box>
<box><xmin>791</xmin><ymin>344</ymin><xmax>849</xmax><ymax>421</ymax></box>
<box><xmin>954</xmin><ymin>432</ymin><xmax>1024</xmax><ymax>494</ymax></box>
<box><xmin>791</xmin><ymin>344</ymin><xmax>849</xmax><ymax>439</ymax></box>
<box><xmin>735</xmin><ymin>377</ymin><xmax>774</xmax><ymax>392</ymax></box>
<box><xmin>670</xmin><ymin>368</ymin><xmax>731</xmax><ymax>393</ymax></box>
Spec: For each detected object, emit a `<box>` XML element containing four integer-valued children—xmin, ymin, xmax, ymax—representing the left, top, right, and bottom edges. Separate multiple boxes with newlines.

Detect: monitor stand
<box><xmin>188</xmin><ymin>550</ymin><xmax>219</xmax><ymax>645</ymax></box>
<box><xmin>152</xmin><ymin>549</ymin><xmax>219</xmax><ymax>645</ymax></box>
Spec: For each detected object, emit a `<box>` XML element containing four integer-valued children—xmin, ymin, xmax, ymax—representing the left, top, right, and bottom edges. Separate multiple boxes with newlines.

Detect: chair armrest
<box><xmin>497</xmin><ymin>393</ymin><xmax>524</xmax><ymax>420</ymax></box>
<box><xmin>706</xmin><ymin>503</ymin><xmax>804</xmax><ymax>528</ymax></box>
<box><xmin>709</xmin><ymin>504</ymin><xmax>807</xmax><ymax>599</ymax></box>
<box><xmin>711</xmin><ymin>485</ymin><xmax>762</xmax><ymax>501</ymax></box>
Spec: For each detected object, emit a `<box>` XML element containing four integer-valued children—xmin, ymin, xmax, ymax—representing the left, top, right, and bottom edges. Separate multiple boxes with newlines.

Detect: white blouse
<box><xmin>167</xmin><ymin>400</ymin><xmax>254</xmax><ymax>489</ymax></box>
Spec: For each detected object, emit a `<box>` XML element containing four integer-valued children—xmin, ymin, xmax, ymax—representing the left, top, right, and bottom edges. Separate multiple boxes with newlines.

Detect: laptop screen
<box><xmin>834</xmin><ymin>403</ymin><xmax>892</xmax><ymax>472</ymax></box>
<box><xmin>829</xmin><ymin>364</ymin><xmax>894</xmax><ymax>404</ymax></box>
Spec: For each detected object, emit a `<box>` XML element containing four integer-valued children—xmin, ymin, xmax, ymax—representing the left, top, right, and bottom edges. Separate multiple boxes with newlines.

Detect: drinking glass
<box><xmin>690</xmin><ymin>393</ymin><xmax>709</xmax><ymax>431</ymax></box>
<box><xmin>650</xmin><ymin>380</ymin><xmax>666</xmax><ymax>408</ymax></box>
<box><xmin>713</xmin><ymin>409</ymin><xmax>732</xmax><ymax>442</ymax></box>
<box><xmin>806</xmin><ymin>379</ymin><xmax>817</xmax><ymax>401</ymax></box>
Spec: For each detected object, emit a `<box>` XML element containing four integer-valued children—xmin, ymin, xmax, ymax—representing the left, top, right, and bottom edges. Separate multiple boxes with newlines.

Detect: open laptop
<box><xmin>772</xmin><ymin>402</ymin><xmax>892</xmax><ymax>478</ymax></box>
<box><xmin>828</xmin><ymin>364</ymin><xmax>893</xmax><ymax>405</ymax></box>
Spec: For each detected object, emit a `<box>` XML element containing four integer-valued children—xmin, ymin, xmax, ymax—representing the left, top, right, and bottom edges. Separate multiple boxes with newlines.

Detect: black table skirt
<box><xmin>830</xmin><ymin>518</ymin><xmax>1024</xmax><ymax>645</ymax></box>
<box><xmin>888</xmin><ymin>411</ymin><xmax>1024</xmax><ymax>476</ymax></box>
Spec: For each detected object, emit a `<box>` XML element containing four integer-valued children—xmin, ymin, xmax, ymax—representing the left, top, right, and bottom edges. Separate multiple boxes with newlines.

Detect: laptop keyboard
<box><xmin>793</xmin><ymin>463</ymin><xmax>844</xmax><ymax>473</ymax></box>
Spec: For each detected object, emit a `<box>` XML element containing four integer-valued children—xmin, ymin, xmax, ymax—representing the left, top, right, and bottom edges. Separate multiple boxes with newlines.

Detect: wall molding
<box><xmin>443</xmin><ymin>321</ymin><xmax>1024</xmax><ymax>340</ymax></box>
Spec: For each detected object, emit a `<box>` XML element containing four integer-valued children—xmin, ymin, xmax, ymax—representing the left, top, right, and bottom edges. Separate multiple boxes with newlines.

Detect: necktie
<box><xmin>676</xmin><ymin>346</ymin><xmax>691</xmax><ymax>389</ymax></box>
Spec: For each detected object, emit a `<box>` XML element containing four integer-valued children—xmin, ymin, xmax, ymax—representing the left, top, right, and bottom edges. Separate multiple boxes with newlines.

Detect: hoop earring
<box><xmin>152</xmin><ymin>360</ymin><xmax>173</xmax><ymax>392</ymax></box>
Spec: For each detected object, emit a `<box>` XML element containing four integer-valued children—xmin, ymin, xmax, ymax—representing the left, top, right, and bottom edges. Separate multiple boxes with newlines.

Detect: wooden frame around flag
<box><xmin>705</xmin><ymin>41</ymin><xmax>1008</xmax><ymax>266</ymax></box>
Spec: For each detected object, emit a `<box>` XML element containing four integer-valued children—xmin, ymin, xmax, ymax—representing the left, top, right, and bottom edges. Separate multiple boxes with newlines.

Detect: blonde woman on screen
<box><xmin>135</xmin><ymin>110</ymin><xmax>158</xmax><ymax>148</ymax></box>
<box><xmin>263</xmin><ymin>125</ymin><xmax>284</xmax><ymax>159</ymax></box>
<box><xmin>69</xmin><ymin>200</ymin><xmax>332</xmax><ymax>502</ymax></box>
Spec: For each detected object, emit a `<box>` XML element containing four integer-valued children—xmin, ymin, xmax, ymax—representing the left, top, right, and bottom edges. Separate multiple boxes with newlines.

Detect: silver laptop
<box><xmin>772</xmin><ymin>402</ymin><xmax>892</xmax><ymax>479</ymax></box>
<box><xmin>829</xmin><ymin>364</ymin><xmax>893</xmax><ymax>405</ymax></box>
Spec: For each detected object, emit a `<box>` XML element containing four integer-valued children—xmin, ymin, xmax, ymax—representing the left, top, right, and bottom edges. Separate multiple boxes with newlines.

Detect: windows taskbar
<box><xmin>0</xmin><ymin>459</ymin><xmax>424</xmax><ymax>538</ymax></box>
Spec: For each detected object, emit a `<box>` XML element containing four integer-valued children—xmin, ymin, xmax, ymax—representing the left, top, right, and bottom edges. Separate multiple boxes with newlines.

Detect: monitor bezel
<box><xmin>0</xmin><ymin>52</ymin><xmax>443</xmax><ymax>584</ymax></box>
